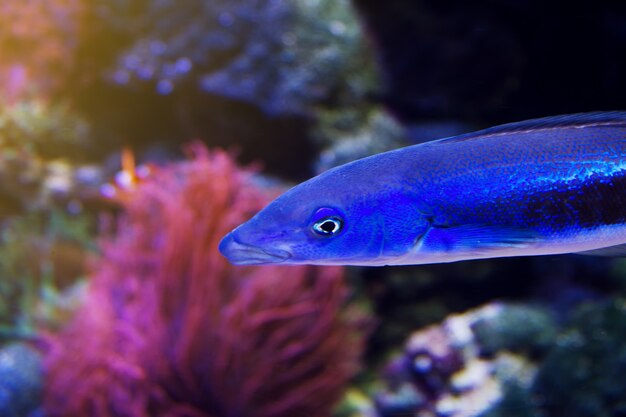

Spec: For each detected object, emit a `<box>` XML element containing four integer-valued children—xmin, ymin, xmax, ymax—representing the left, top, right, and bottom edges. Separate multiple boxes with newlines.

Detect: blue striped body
<box><xmin>219</xmin><ymin>112</ymin><xmax>626</xmax><ymax>266</ymax></box>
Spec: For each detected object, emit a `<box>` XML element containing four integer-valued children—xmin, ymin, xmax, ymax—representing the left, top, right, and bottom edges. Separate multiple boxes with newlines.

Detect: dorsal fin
<box><xmin>433</xmin><ymin>111</ymin><xmax>626</xmax><ymax>144</ymax></box>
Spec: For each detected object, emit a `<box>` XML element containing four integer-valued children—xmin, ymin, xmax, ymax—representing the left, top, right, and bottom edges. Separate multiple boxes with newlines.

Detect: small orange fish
<box><xmin>100</xmin><ymin>147</ymin><xmax>154</xmax><ymax>201</ymax></box>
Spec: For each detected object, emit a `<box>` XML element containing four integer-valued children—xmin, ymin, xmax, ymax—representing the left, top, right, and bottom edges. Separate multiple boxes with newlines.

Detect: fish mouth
<box><xmin>218</xmin><ymin>232</ymin><xmax>292</xmax><ymax>265</ymax></box>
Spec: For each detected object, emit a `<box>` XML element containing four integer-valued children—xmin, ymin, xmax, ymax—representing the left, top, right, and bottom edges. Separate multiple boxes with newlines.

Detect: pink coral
<box><xmin>44</xmin><ymin>145</ymin><xmax>364</xmax><ymax>417</ymax></box>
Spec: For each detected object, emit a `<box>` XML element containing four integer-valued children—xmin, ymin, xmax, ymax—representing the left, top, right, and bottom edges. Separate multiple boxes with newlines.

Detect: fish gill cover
<box><xmin>43</xmin><ymin>144</ymin><xmax>366</xmax><ymax>417</ymax></box>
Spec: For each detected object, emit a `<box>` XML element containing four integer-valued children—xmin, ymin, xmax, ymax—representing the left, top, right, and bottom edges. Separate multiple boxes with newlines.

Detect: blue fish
<box><xmin>219</xmin><ymin>112</ymin><xmax>626</xmax><ymax>266</ymax></box>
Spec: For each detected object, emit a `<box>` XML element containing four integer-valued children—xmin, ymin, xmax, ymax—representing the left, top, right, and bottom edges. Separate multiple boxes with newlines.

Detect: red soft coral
<box><xmin>44</xmin><ymin>145</ymin><xmax>365</xmax><ymax>417</ymax></box>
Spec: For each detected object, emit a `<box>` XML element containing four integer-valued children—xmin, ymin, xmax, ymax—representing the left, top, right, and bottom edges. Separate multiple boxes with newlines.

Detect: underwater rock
<box><xmin>471</xmin><ymin>304</ymin><xmax>557</xmax><ymax>357</ymax></box>
<box><xmin>374</xmin><ymin>383</ymin><xmax>425</xmax><ymax>417</ymax></box>
<box><xmin>0</xmin><ymin>101</ymin><xmax>100</xmax><ymax>215</ymax></box>
<box><xmin>0</xmin><ymin>101</ymin><xmax>90</xmax><ymax>159</ymax></box>
<box><xmin>367</xmin><ymin>298</ymin><xmax>626</xmax><ymax>417</ymax></box>
<box><xmin>44</xmin><ymin>145</ymin><xmax>367</xmax><ymax>417</ymax></box>
<box><xmin>0</xmin><ymin>210</ymin><xmax>94</xmax><ymax>343</ymax></box>
<box><xmin>0</xmin><ymin>343</ymin><xmax>43</xmax><ymax>417</ymax></box>
<box><xmin>70</xmin><ymin>0</ymin><xmax>380</xmax><ymax>181</ymax></box>
<box><xmin>371</xmin><ymin>303</ymin><xmax>554</xmax><ymax>417</ymax></box>
<box><xmin>109</xmin><ymin>0</ymin><xmax>375</xmax><ymax>116</ymax></box>
<box><xmin>314</xmin><ymin>109</ymin><xmax>408</xmax><ymax>173</ymax></box>
<box><xmin>314</xmin><ymin>111</ymin><xmax>475</xmax><ymax>173</ymax></box>
<box><xmin>532</xmin><ymin>298</ymin><xmax>626</xmax><ymax>417</ymax></box>
<box><xmin>361</xmin><ymin>257</ymin><xmax>548</xmax><ymax>367</ymax></box>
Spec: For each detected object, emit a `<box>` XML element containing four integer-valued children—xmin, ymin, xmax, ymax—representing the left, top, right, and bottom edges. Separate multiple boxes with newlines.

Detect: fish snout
<box><xmin>219</xmin><ymin>231</ymin><xmax>292</xmax><ymax>265</ymax></box>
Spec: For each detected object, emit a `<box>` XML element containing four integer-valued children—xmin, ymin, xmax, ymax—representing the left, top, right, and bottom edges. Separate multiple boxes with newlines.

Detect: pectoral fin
<box><xmin>420</xmin><ymin>224</ymin><xmax>539</xmax><ymax>254</ymax></box>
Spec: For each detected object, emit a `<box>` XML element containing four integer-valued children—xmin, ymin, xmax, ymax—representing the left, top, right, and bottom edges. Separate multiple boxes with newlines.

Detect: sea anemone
<box><xmin>44</xmin><ymin>144</ymin><xmax>365</xmax><ymax>417</ymax></box>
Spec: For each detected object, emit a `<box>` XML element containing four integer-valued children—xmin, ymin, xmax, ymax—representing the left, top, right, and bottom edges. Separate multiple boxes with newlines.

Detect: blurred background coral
<box><xmin>1</xmin><ymin>1</ymin><xmax>626</xmax><ymax>416</ymax></box>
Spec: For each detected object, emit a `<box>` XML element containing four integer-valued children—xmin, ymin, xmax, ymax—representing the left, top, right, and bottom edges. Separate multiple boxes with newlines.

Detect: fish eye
<box><xmin>310</xmin><ymin>207</ymin><xmax>345</xmax><ymax>237</ymax></box>
<box><xmin>312</xmin><ymin>217</ymin><xmax>343</xmax><ymax>236</ymax></box>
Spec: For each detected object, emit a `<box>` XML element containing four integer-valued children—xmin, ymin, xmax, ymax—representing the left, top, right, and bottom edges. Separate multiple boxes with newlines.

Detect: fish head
<box><xmin>219</xmin><ymin>162</ymin><xmax>430</xmax><ymax>266</ymax></box>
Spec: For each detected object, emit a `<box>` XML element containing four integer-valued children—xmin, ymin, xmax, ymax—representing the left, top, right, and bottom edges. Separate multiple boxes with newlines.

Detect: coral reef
<box><xmin>361</xmin><ymin>298</ymin><xmax>626</xmax><ymax>417</ymax></box>
<box><xmin>470</xmin><ymin>304</ymin><xmax>558</xmax><ymax>357</ymax></box>
<box><xmin>0</xmin><ymin>343</ymin><xmax>43</xmax><ymax>417</ymax></box>
<box><xmin>0</xmin><ymin>98</ymin><xmax>99</xmax><ymax>352</ymax></box>
<box><xmin>367</xmin><ymin>303</ymin><xmax>556</xmax><ymax>417</ymax></box>
<box><xmin>60</xmin><ymin>0</ymin><xmax>381</xmax><ymax>181</ymax></box>
<box><xmin>107</xmin><ymin>0</ymin><xmax>375</xmax><ymax>116</ymax></box>
<box><xmin>0</xmin><ymin>100</ymin><xmax>99</xmax><ymax>216</ymax></box>
<box><xmin>313</xmin><ymin>110</ymin><xmax>469</xmax><ymax>176</ymax></box>
<box><xmin>44</xmin><ymin>145</ymin><xmax>366</xmax><ymax>417</ymax></box>
<box><xmin>4</xmin><ymin>3</ymin><xmax>626</xmax><ymax>417</ymax></box>
<box><xmin>0</xmin><ymin>101</ymin><xmax>89</xmax><ymax>159</ymax></box>
<box><xmin>533</xmin><ymin>298</ymin><xmax>626</xmax><ymax>417</ymax></box>
<box><xmin>314</xmin><ymin>109</ymin><xmax>408</xmax><ymax>173</ymax></box>
<box><xmin>0</xmin><ymin>210</ymin><xmax>94</xmax><ymax>342</ymax></box>
<box><xmin>0</xmin><ymin>0</ymin><xmax>84</xmax><ymax>101</ymax></box>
